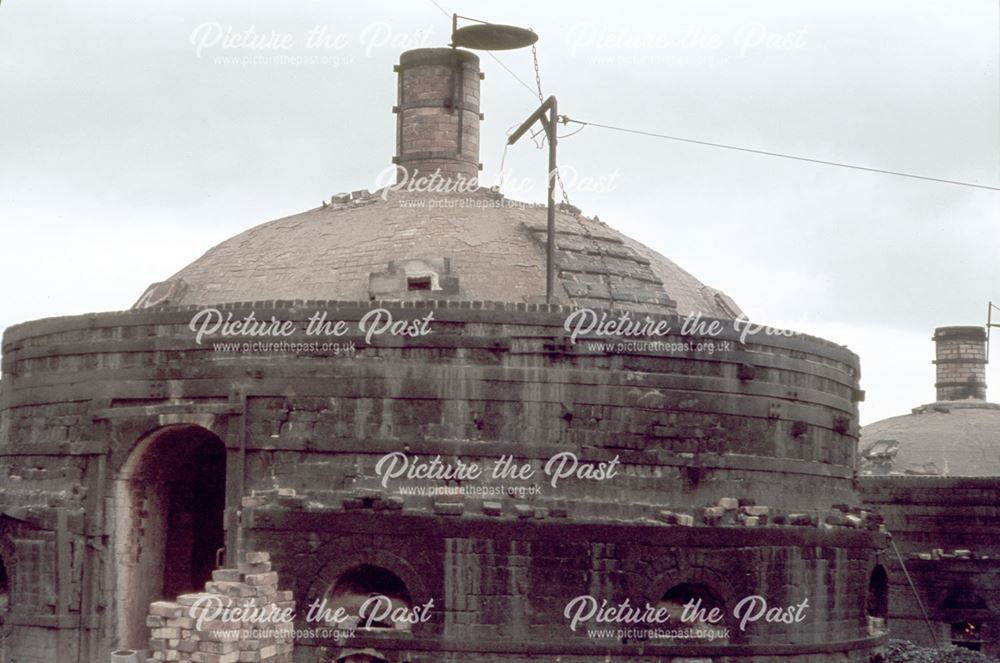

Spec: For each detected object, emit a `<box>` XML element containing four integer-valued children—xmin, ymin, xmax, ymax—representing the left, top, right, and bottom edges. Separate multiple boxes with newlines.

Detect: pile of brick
<box><xmin>910</xmin><ymin>548</ymin><xmax>987</xmax><ymax>561</ymax></box>
<box><xmin>700</xmin><ymin>497</ymin><xmax>769</xmax><ymax>526</ymax></box>
<box><xmin>822</xmin><ymin>503</ymin><xmax>884</xmax><ymax>531</ymax></box>
<box><xmin>147</xmin><ymin>551</ymin><xmax>295</xmax><ymax>662</ymax></box>
<box><xmin>674</xmin><ymin>498</ymin><xmax>888</xmax><ymax>531</ymax></box>
<box><xmin>650</xmin><ymin>498</ymin><xmax>768</xmax><ymax>527</ymax></box>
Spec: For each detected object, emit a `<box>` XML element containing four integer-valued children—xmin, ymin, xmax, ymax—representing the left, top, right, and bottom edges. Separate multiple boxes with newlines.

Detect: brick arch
<box><xmin>867</xmin><ymin>564</ymin><xmax>889</xmax><ymax>619</ymax></box>
<box><xmin>111</xmin><ymin>420</ymin><xmax>226</xmax><ymax>476</ymax></box>
<box><xmin>942</xmin><ymin>586</ymin><xmax>988</xmax><ymax>611</ymax></box>
<box><xmin>644</xmin><ymin>564</ymin><xmax>740</xmax><ymax>641</ymax></box>
<box><xmin>305</xmin><ymin>546</ymin><xmax>430</xmax><ymax>616</ymax></box>
<box><xmin>647</xmin><ymin>566</ymin><xmax>739</xmax><ymax>614</ymax></box>
<box><xmin>112</xmin><ymin>423</ymin><xmax>228</xmax><ymax>650</ymax></box>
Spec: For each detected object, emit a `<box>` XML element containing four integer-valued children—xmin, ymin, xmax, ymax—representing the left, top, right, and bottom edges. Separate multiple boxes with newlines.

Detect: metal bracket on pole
<box><xmin>508</xmin><ymin>96</ymin><xmax>558</xmax><ymax>303</ymax></box>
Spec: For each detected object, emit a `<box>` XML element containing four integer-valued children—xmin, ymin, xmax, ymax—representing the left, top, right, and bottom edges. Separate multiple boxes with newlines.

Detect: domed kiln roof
<box><xmin>859</xmin><ymin>400</ymin><xmax>1000</xmax><ymax>476</ymax></box>
<box><xmin>134</xmin><ymin>188</ymin><xmax>742</xmax><ymax>319</ymax></box>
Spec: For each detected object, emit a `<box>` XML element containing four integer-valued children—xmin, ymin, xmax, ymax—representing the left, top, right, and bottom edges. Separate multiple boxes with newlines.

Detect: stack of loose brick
<box><xmin>147</xmin><ymin>551</ymin><xmax>295</xmax><ymax>662</ymax></box>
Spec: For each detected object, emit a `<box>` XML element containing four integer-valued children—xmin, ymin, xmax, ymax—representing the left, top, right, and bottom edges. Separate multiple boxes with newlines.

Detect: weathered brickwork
<box><xmin>131</xmin><ymin>189</ymin><xmax>743</xmax><ymax>319</ymax></box>
<box><xmin>0</xmin><ymin>301</ymin><xmax>885</xmax><ymax>661</ymax></box>
<box><xmin>860</xmin><ymin>477</ymin><xmax>1000</xmax><ymax>655</ymax></box>
<box><xmin>246</xmin><ymin>513</ymin><xmax>884</xmax><ymax>662</ymax></box>
<box><xmin>0</xmin><ymin>39</ymin><xmax>894</xmax><ymax>663</ymax></box>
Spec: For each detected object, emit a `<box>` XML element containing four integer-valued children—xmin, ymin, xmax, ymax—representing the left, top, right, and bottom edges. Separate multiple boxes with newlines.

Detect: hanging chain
<box><xmin>531</xmin><ymin>44</ymin><xmax>571</xmax><ymax>206</ymax></box>
<box><xmin>531</xmin><ymin>44</ymin><xmax>544</xmax><ymax>103</ymax></box>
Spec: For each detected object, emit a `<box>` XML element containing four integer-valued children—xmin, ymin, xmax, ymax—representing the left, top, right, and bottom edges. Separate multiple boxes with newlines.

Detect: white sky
<box><xmin>1</xmin><ymin>0</ymin><xmax>998</xmax><ymax>424</ymax></box>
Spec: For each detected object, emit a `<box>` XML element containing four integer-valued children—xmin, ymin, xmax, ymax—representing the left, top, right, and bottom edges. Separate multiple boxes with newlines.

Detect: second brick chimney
<box><xmin>933</xmin><ymin>325</ymin><xmax>988</xmax><ymax>401</ymax></box>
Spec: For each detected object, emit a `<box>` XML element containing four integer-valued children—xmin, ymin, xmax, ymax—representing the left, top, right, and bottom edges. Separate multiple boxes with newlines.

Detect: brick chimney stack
<box><xmin>933</xmin><ymin>326</ymin><xmax>988</xmax><ymax>401</ymax></box>
<box><xmin>393</xmin><ymin>48</ymin><xmax>482</xmax><ymax>185</ymax></box>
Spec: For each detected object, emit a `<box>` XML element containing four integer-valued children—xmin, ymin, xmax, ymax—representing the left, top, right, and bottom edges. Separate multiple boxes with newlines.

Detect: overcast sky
<box><xmin>1</xmin><ymin>0</ymin><xmax>997</xmax><ymax>424</ymax></box>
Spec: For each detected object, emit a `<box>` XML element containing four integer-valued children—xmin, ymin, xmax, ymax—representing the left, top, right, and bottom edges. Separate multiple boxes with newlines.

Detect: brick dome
<box><xmin>133</xmin><ymin>187</ymin><xmax>743</xmax><ymax>318</ymax></box>
<box><xmin>860</xmin><ymin>325</ymin><xmax>999</xmax><ymax>476</ymax></box>
<box><xmin>859</xmin><ymin>401</ymin><xmax>1000</xmax><ymax>476</ymax></box>
<box><xmin>136</xmin><ymin>46</ymin><xmax>742</xmax><ymax>318</ymax></box>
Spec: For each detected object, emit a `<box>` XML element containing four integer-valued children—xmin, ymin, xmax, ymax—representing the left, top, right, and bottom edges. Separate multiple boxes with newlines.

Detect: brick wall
<box><xmin>246</xmin><ymin>512</ymin><xmax>885</xmax><ymax>662</ymax></box>
<box><xmin>0</xmin><ymin>301</ymin><xmax>879</xmax><ymax>662</ymax></box>
<box><xmin>860</xmin><ymin>476</ymin><xmax>1000</xmax><ymax>655</ymax></box>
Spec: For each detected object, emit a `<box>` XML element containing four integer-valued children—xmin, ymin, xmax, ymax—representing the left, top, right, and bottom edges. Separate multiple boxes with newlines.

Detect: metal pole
<box><xmin>235</xmin><ymin>389</ymin><xmax>247</xmax><ymax>565</ymax></box>
<box><xmin>546</xmin><ymin>97</ymin><xmax>557</xmax><ymax>304</ymax></box>
<box><xmin>507</xmin><ymin>96</ymin><xmax>558</xmax><ymax>304</ymax></box>
<box><xmin>889</xmin><ymin>534</ymin><xmax>939</xmax><ymax>647</ymax></box>
<box><xmin>987</xmin><ymin>301</ymin><xmax>996</xmax><ymax>363</ymax></box>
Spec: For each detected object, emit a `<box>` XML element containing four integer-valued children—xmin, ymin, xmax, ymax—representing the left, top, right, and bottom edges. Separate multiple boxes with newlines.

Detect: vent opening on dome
<box><xmin>407</xmin><ymin>276</ymin><xmax>434</xmax><ymax>291</ymax></box>
<box><xmin>369</xmin><ymin>258</ymin><xmax>458</xmax><ymax>299</ymax></box>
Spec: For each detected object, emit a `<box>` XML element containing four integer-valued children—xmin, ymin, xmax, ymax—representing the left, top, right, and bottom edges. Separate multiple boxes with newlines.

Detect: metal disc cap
<box><xmin>451</xmin><ymin>23</ymin><xmax>538</xmax><ymax>50</ymax></box>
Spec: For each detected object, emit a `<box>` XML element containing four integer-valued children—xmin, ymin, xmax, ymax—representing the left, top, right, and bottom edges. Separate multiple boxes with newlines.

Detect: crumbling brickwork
<box><xmin>0</xmin><ymin>301</ymin><xmax>885</xmax><ymax>661</ymax></box>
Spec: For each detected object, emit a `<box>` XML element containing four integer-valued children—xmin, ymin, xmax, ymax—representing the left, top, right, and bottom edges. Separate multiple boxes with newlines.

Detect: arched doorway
<box><xmin>115</xmin><ymin>425</ymin><xmax>227</xmax><ymax>649</ymax></box>
<box><xmin>866</xmin><ymin>565</ymin><xmax>888</xmax><ymax>635</ymax></box>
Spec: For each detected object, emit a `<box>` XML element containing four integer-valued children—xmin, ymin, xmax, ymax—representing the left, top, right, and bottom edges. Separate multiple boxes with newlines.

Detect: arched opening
<box><xmin>326</xmin><ymin>565</ymin><xmax>413</xmax><ymax>631</ymax></box>
<box><xmin>335</xmin><ymin>649</ymin><xmax>389</xmax><ymax>663</ymax></box>
<box><xmin>0</xmin><ymin>556</ymin><xmax>9</xmax><ymax>663</ymax></box>
<box><xmin>115</xmin><ymin>425</ymin><xmax>227</xmax><ymax>649</ymax></box>
<box><xmin>943</xmin><ymin>590</ymin><xmax>987</xmax><ymax>611</ymax></box>
<box><xmin>943</xmin><ymin>589</ymin><xmax>987</xmax><ymax>651</ymax></box>
<box><xmin>657</xmin><ymin>583</ymin><xmax>728</xmax><ymax>642</ymax></box>
<box><xmin>0</xmin><ymin>556</ymin><xmax>9</xmax><ymax>618</ymax></box>
<box><xmin>866</xmin><ymin>565</ymin><xmax>888</xmax><ymax>635</ymax></box>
